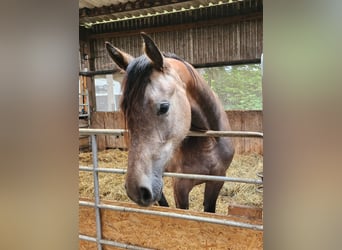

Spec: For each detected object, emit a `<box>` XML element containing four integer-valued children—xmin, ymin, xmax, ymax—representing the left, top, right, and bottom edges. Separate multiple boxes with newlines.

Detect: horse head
<box><xmin>106</xmin><ymin>33</ymin><xmax>192</xmax><ymax>206</ymax></box>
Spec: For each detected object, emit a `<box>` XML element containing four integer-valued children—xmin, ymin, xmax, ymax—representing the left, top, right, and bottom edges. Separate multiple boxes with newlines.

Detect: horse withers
<box><xmin>105</xmin><ymin>33</ymin><xmax>234</xmax><ymax>213</ymax></box>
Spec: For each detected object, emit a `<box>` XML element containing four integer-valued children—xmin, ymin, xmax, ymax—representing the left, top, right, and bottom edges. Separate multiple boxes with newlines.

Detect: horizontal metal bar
<box><xmin>79</xmin><ymin>128</ymin><xmax>263</xmax><ymax>138</ymax></box>
<box><xmin>188</xmin><ymin>130</ymin><xmax>263</xmax><ymax>138</ymax></box>
<box><xmin>79</xmin><ymin>201</ymin><xmax>263</xmax><ymax>231</ymax></box>
<box><xmin>80</xmin><ymin>166</ymin><xmax>126</xmax><ymax>174</ymax></box>
<box><xmin>79</xmin><ymin>69</ymin><xmax>119</xmax><ymax>76</ymax></box>
<box><xmin>163</xmin><ymin>172</ymin><xmax>262</xmax><ymax>184</ymax></box>
<box><xmin>79</xmin><ymin>166</ymin><xmax>262</xmax><ymax>184</ymax></box>
<box><xmin>79</xmin><ymin>234</ymin><xmax>152</xmax><ymax>250</ymax></box>
<box><xmin>79</xmin><ymin>128</ymin><xmax>125</xmax><ymax>136</ymax></box>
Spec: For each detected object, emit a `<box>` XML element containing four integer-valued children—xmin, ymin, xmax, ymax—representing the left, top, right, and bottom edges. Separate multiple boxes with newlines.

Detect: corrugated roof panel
<box><xmin>79</xmin><ymin>0</ymin><xmax>248</xmax><ymax>27</ymax></box>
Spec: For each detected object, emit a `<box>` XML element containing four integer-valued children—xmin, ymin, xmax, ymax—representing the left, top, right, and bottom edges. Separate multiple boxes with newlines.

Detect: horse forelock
<box><xmin>121</xmin><ymin>55</ymin><xmax>153</xmax><ymax>127</ymax></box>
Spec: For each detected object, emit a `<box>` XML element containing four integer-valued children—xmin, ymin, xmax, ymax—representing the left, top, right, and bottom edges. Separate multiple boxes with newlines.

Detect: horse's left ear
<box><xmin>105</xmin><ymin>41</ymin><xmax>133</xmax><ymax>71</ymax></box>
<box><xmin>141</xmin><ymin>32</ymin><xmax>164</xmax><ymax>71</ymax></box>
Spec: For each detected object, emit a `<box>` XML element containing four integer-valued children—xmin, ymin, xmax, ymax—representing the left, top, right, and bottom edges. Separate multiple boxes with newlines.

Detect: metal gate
<box><xmin>79</xmin><ymin>128</ymin><xmax>263</xmax><ymax>250</ymax></box>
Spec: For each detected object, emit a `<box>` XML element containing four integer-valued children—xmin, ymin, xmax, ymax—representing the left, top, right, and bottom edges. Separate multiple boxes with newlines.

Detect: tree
<box><xmin>198</xmin><ymin>64</ymin><xmax>262</xmax><ymax>110</ymax></box>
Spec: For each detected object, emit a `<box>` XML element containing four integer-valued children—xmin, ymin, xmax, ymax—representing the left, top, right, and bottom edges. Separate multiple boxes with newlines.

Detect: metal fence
<box><xmin>79</xmin><ymin>128</ymin><xmax>263</xmax><ymax>250</ymax></box>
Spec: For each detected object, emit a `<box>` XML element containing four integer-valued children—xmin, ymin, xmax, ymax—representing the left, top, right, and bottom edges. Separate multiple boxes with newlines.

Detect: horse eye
<box><xmin>157</xmin><ymin>101</ymin><xmax>169</xmax><ymax>115</ymax></box>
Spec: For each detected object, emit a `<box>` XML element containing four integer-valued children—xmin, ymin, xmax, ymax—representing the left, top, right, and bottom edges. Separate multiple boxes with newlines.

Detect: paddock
<box><xmin>79</xmin><ymin>129</ymin><xmax>263</xmax><ymax>249</ymax></box>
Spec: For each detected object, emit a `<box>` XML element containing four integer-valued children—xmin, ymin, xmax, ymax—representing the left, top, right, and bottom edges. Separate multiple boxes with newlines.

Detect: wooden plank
<box><xmin>79</xmin><ymin>199</ymin><xmax>263</xmax><ymax>250</ymax></box>
<box><xmin>85</xmin><ymin>76</ymin><xmax>95</xmax><ymax>113</ymax></box>
<box><xmin>79</xmin><ymin>137</ymin><xmax>90</xmax><ymax>151</ymax></box>
<box><xmin>104</xmin><ymin>112</ymin><xmax>116</xmax><ymax>148</ymax></box>
<box><xmin>227</xmin><ymin>110</ymin><xmax>244</xmax><ymax>154</ymax></box>
<box><xmin>79</xmin><ymin>117</ymin><xmax>90</xmax><ymax>151</ymax></box>
<box><xmin>226</xmin><ymin>110</ymin><xmax>263</xmax><ymax>154</ymax></box>
<box><xmin>104</xmin><ymin>112</ymin><xmax>125</xmax><ymax>149</ymax></box>
<box><xmin>79</xmin><ymin>119</ymin><xmax>89</xmax><ymax>128</ymax></box>
<box><xmin>90</xmin><ymin>112</ymin><xmax>106</xmax><ymax>150</ymax></box>
<box><xmin>79</xmin><ymin>205</ymin><xmax>96</xmax><ymax>237</ymax></box>
<box><xmin>228</xmin><ymin>204</ymin><xmax>263</xmax><ymax>220</ymax></box>
<box><xmin>242</xmin><ymin>110</ymin><xmax>263</xmax><ymax>154</ymax></box>
<box><xmin>79</xmin><ymin>240</ymin><xmax>97</xmax><ymax>250</ymax></box>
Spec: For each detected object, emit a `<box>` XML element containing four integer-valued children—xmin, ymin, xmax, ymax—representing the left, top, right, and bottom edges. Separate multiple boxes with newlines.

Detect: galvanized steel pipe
<box><xmin>91</xmin><ymin>135</ymin><xmax>103</xmax><ymax>250</ymax></box>
<box><xmin>79</xmin><ymin>234</ymin><xmax>152</xmax><ymax>250</ymax></box>
<box><xmin>79</xmin><ymin>201</ymin><xmax>263</xmax><ymax>231</ymax></box>
<box><xmin>79</xmin><ymin>166</ymin><xmax>262</xmax><ymax>184</ymax></box>
<box><xmin>79</xmin><ymin>128</ymin><xmax>263</xmax><ymax>138</ymax></box>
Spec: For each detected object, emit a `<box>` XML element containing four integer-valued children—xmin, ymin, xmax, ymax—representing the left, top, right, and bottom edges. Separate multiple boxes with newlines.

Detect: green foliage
<box><xmin>198</xmin><ymin>64</ymin><xmax>262</xmax><ymax>110</ymax></box>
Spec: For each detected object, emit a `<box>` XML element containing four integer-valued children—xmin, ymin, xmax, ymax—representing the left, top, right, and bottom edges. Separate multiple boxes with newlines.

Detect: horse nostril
<box><xmin>139</xmin><ymin>187</ymin><xmax>152</xmax><ymax>205</ymax></box>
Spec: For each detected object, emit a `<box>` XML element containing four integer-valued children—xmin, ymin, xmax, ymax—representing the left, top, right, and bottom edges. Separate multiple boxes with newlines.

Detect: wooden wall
<box><xmin>90</xmin><ymin>112</ymin><xmax>127</xmax><ymax>150</ymax></box>
<box><xmin>89</xmin><ymin>17</ymin><xmax>262</xmax><ymax>71</ymax></box>
<box><xmin>89</xmin><ymin>110</ymin><xmax>263</xmax><ymax>154</ymax></box>
<box><xmin>227</xmin><ymin>110</ymin><xmax>263</xmax><ymax>154</ymax></box>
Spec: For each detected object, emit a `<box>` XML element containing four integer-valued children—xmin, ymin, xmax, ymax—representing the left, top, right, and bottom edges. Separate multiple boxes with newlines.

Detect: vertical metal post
<box><xmin>91</xmin><ymin>134</ymin><xmax>102</xmax><ymax>250</ymax></box>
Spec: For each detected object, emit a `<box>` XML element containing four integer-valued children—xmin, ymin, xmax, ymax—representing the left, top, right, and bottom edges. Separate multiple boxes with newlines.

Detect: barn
<box><xmin>78</xmin><ymin>0</ymin><xmax>263</xmax><ymax>249</ymax></box>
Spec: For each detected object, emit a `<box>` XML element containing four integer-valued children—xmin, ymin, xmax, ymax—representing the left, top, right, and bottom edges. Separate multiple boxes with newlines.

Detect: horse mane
<box><xmin>164</xmin><ymin>53</ymin><xmax>225</xmax><ymax>132</ymax></box>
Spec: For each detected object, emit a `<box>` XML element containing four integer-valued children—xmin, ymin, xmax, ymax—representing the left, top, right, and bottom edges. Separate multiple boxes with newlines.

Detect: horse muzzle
<box><xmin>125</xmin><ymin>174</ymin><xmax>163</xmax><ymax>207</ymax></box>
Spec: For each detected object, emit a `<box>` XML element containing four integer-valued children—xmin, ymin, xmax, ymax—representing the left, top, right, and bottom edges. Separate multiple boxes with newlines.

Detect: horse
<box><xmin>105</xmin><ymin>33</ymin><xmax>234</xmax><ymax>213</ymax></box>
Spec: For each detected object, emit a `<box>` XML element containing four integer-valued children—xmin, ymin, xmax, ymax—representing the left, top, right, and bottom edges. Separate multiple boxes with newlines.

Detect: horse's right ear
<box><xmin>105</xmin><ymin>41</ymin><xmax>134</xmax><ymax>71</ymax></box>
<box><xmin>141</xmin><ymin>32</ymin><xmax>164</xmax><ymax>71</ymax></box>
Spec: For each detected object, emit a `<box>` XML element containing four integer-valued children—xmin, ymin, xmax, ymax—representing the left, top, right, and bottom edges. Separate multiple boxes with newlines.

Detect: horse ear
<box><xmin>105</xmin><ymin>41</ymin><xmax>133</xmax><ymax>71</ymax></box>
<box><xmin>141</xmin><ymin>32</ymin><xmax>164</xmax><ymax>70</ymax></box>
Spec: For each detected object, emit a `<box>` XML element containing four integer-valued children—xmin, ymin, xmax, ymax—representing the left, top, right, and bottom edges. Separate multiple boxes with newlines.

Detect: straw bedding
<box><xmin>79</xmin><ymin>149</ymin><xmax>263</xmax><ymax>215</ymax></box>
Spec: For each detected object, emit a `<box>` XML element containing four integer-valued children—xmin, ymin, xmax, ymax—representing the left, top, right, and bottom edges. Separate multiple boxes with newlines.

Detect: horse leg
<box><xmin>203</xmin><ymin>181</ymin><xmax>224</xmax><ymax>213</ymax></box>
<box><xmin>158</xmin><ymin>192</ymin><xmax>169</xmax><ymax>207</ymax></box>
<box><xmin>173</xmin><ymin>178</ymin><xmax>193</xmax><ymax>209</ymax></box>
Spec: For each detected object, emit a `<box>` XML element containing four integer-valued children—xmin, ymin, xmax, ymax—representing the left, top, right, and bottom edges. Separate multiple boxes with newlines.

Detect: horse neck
<box><xmin>185</xmin><ymin>67</ymin><xmax>229</xmax><ymax>132</ymax></box>
<box><xmin>166</xmin><ymin>57</ymin><xmax>229</xmax><ymax>132</ymax></box>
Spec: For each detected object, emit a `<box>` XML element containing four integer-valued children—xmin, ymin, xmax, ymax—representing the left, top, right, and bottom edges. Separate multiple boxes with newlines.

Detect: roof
<box><xmin>79</xmin><ymin>0</ymin><xmax>245</xmax><ymax>27</ymax></box>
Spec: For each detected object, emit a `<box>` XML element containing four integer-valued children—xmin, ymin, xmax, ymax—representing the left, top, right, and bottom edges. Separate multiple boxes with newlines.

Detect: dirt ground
<box><xmin>79</xmin><ymin>149</ymin><xmax>263</xmax><ymax>215</ymax></box>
